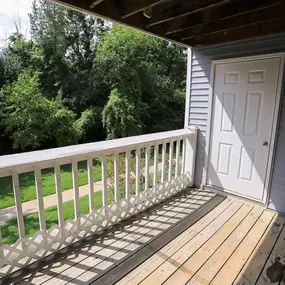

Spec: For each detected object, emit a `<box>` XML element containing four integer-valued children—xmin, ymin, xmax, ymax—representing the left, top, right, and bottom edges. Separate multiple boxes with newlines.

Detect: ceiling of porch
<box><xmin>51</xmin><ymin>0</ymin><xmax>285</xmax><ymax>47</ymax></box>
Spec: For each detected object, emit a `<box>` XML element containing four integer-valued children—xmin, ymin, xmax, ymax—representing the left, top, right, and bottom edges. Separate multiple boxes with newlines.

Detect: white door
<box><xmin>208</xmin><ymin>57</ymin><xmax>281</xmax><ymax>201</ymax></box>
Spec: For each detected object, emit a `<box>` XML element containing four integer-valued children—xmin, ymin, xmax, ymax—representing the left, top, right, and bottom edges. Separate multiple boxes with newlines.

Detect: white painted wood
<box><xmin>208</xmin><ymin>57</ymin><xmax>282</xmax><ymax>201</ymax></box>
<box><xmin>0</xmin><ymin>231</ymin><xmax>3</xmax><ymax>259</ymax></box>
<box><xmin>54</xmin><ymin>163</ymin><xmax>64</xmax><ymax>226</ymax></box>
<box><xmin>184</xmin><ymin>48</ymin><xmax>192</xmax><ymax>128</ymax></box>
<box><xmin>114</xmin><ymin>153</ymin><xmax>119</xmax><ymax>202</ymax></box>
<box><xmin>125</xmin><ymin>151</ymin><xmax>130</xmax><ymax>199</ymax></box>
<box><xmin>181</xmin><ymin>138</ymin><xmax>186</xmax><ymax>175</ymax></box>
<box><xmin>34</xmin><ymin>167</ymin><xmax>46</xmax><ymax>231</ymax></box>
<box><xmin>12</xmin><ymin>171</ymin><xmax>25</xmax><ymax>241</ymax></box>
<box><xmin>175</xmin><ymin>140</ymin><xmax>180</xmax><ymax>178</ymax></box>
<box><xmin>135</xmin><ymin>148</ymin><xmax>141</xmax><ymax>196</ymax></box>
<box><xmin>87</xmin><ymin>158</ymin><xmax>94</xmax><ymax>212</ymax></box>
<box><xmin>0</xmin><ymin>129</ymin><xmax>193</xmax><ymax>177</ymax></box>
<box><xmin>185</xmin><ymin>127</ymin><xmax>198</xmax><ymax>186</ymax></box>
<box><xmin>265</xmin><ymin>54</ymin><xmax>285</xmax><ymax>207</ymax></box>
<box><xmin>145</xmin><ymin>147</ymin><xmax>150</xmax><ymax>192</ymax></box>
<box><xmin>72</xmin><ymin>160</ymin><xmax>80</xmax><ymax>219</ymax></box>
<box><xmin>161</xmin><ymin>142</ymin><xmax>166</xmax><ymax>183</ymax></box>
<box><xmin>153</xmin><ymin>145</ymin><xmax>158</xmax><ymax>187</ymax></box>
<box><xmin>0</xmin><ymin>128</ymin><xmax>196</xmax><ymax>279</ymax></box>
<box><xmin>101</xmin><ymin>155</ymin><xmax>107</xmax><ymax>208</ymax></box>
<box><xmin>168</xmin><ymin>141</ymin><xmax>174</xmax><ymax>181</ymax></box>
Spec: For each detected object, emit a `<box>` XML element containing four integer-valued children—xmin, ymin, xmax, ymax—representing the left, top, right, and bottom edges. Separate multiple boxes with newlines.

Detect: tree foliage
<box><xmin>0</xmin><ymin>0</ymin><xmax>186</xmax><ymax>154</ymax></box>
<box><xmin>2</xmin><ymin>69</ymin><xmax>79</xmax><ymax>150</ymax></box>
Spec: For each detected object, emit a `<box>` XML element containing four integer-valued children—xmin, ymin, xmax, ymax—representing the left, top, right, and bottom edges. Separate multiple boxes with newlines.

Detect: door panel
<box><xmin>208</xmin><ymin>58</ymin><xmax>280</xmax><ymax>200</ymax></box>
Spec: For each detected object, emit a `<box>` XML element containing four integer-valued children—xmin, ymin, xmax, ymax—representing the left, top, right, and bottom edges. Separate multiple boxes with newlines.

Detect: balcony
<box><xmin>0</xmin><ymin>128</ymin><xmax>197</xmax><ymax>280</ymax></box>
<box><xmin>0</xmin><ymin>128</ymin><xmax>284</xmax><ymax>285</ymax></box>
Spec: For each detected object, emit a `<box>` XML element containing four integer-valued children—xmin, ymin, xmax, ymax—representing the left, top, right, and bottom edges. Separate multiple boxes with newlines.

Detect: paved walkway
<box><xmin>0</xmin><ymin>181</ymin><xmax>103</xmax><ymax>224</ymax></box>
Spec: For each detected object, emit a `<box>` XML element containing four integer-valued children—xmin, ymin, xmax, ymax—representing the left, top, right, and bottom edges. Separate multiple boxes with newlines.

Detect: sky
<box><xmin>0</xmin><ymin>0</ymin><xmax>33</xmax><ymax>45</ymax></box>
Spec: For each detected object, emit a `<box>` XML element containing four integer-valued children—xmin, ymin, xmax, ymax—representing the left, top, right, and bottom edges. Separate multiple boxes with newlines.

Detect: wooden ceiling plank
<box><xmin>146</xmin><ymin>0</ymin><xmax>231</xmax><ymax>28</ymax></box>
<box><xmin>164</xmin><ymin>0</ymin><xmax>282</xmax><ymax>35</ymax></box>
<box><xmin>184</xmin><ymin>17</ymin><xmax>285</xmax><ymax>46</ymax></box>
<box><xmin>122</xmin><ymin>0</ymin><xmax>167</xmax><ymax>19</ymax></box>
<box><xmin>175</xmin><ymin>3</ymin><xmax>285</xmax><ymax>41</ymax></box>
<box><xmin>90</xmin><ymin>0</ymin><xmax>105</xmax><ymax>8</ymax></box>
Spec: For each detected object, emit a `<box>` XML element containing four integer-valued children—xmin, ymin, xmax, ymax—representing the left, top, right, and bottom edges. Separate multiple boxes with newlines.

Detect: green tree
<box><xmin>102</xmin><ymin>89</ymin><xmax>146</xmax><ymax>139</ymax></box>
<box><xmin>2</xmin><ymin>69</ymin><xmax>79</xmax><ymax>150</ymax></box>
<box><xmin>98</xmin><ymin>25</ymin><xmax>186</xmax><ymax>138</ymax></box>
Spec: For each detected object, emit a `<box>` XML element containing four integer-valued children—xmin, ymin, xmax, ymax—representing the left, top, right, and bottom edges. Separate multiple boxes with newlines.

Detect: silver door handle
<box><xmin>263</xmin><ymin>141</ymin><xmax>268</xmax><ymax>146</ymax></box>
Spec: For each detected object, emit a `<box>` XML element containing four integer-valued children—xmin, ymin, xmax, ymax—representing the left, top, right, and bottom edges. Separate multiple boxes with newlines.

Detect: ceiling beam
<box><xmin>163</xmin><ymin>0</ymin><xmax>282</xmax><ymax>35</ymax></box>
<box><xmin>184</xmin><ymin>17</ymin><xmax>285</xmax><ymax>46</ymax></box>
<box><xmin>121</xmin><ymin>0</ymin><xmax>168</xmax><ymax>19</ymax></box>
<box><xmin>169</xmin><ymin>3</ymin><xmax>285</xmax><ymax>42</ymax></box>
<box><xmin>90</xmin><ymin>0</ymin><xmax>105</xmax><ymax>8</ymax></box>
<box><xmin>146</xmin><ymin>0</ymin><xmax>231</xmax><ymax>28</ymax></box>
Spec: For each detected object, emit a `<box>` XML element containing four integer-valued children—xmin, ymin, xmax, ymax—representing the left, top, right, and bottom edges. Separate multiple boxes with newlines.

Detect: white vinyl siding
<box><xmin>186</xmin><ymin>32</ymin><xmax>285</xmax><ymax>213</ymax></box>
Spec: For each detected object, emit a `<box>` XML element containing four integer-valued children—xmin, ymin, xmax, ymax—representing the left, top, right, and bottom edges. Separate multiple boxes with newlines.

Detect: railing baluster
<box><xmin>168</xmin><ymin>140</ymin><xmax>174</xmax><ymax>181</ymax></box>
<box><xmin>125</xmin><ymin>151</ymin><xmax>130</xmax><ymax>199</ymax></box>
<box><xmin>12</xmin><ymin>171</ymin><xmax>25</xmax><ymax>245</ymax></box>
<box><xmin>175</xmin><ymin>139</ymin><xmax>180</xmax><ymax>178</ymax></box>
<box><xmin>87</xmin><ymin>158</ymin><xmax>94</xmax><ymax>213</ymax></box>
<box><xmin>54</xmin><ymin>163</ymin><xmax>64</xmax><ymax>226</ymax></box>
<box><xmin>145</xmin><ymin>146</ymin><xmax>150</xmax><ymax>191</ymax></box>
<box><xmin>101</xmin><ymin>155</ymin><xmax>107</xmax><ymax>209</ymax></box>
<box><xmin>0</xmin><ymin>230</ymin><xmax>3</xmax><ymax>259</ymax></box>
<box><xmin>153</xmin><ymin>144</ymin><xmax>158</xmax><ymax>188</ymax></box>
<box><xmin>34</xmin><ymin>167</ymin><xmax>46</xmax><ymax>231</ymax></box>
<box><xmin>135</xmin><ymin>148</ymin><xmax>141</xmax><ymax>196</ymax></box>
<box><xmin>161</xmin><ymin>142</ymin><xmax>166</xmax><ymax>183</ymax></box>
<box><xmin>72</xmin><ymin>160</ymin><xmax>80</xmax><ymax>220</ymax></box>
<box><xmin>114</xmin><ymin>153</ymin><xmax>119</xmax><ymax>202</ymax></box>
<box><xmin>181</xmin><ymin>138</ymin><xmax>186</xmax><ymax>175</ymax></box>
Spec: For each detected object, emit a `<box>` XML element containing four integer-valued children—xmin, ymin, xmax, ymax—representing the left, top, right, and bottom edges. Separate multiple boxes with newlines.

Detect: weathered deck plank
<box><xmin>164</xmin><ymin>203</ymin><xmax>254</xmax><ymax>285</ymax></box>
<box><xmin>117</xmin><ymin>198</ymin><xmax>234</xmax><ymax>285</ymax></box>
<box><xmin>232</xmin><ymin>215</ymin><xmax>285</xmax><ymax>285</ymax></box>
<box><xmin>186</xmin><ymin>206</ymin><xmax>267</xmax><ymax>285</ymax></box>
<box><xmin>17</xmin><ymin>189</ymin><xmax>215</xmax><ymax>285</ymax></box>
<box><xmin>210</xmin><ymin>210</ymin><xmax>275</xmax><ymax>285</ymax></box>
<box><xmin>140</xmin><ymin>199</ymin><xmax>244</xmax><ymax>284</ymax></box>
<box><xmin>6</xmin><ymin>190</ymin><xmax>285</xmax><ymax>285</ymax></box>
<box><xmin>256</xmin><ymin>217</ymin><xmax>285</xmax><ymax>285</ymax></box>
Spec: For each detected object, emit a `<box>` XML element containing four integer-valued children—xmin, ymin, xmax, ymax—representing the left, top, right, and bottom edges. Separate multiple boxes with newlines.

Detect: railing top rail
<box><xmin>0</xmin><ymin>129</ymin><xmax>193</xmax><ymax>174</ymax></box>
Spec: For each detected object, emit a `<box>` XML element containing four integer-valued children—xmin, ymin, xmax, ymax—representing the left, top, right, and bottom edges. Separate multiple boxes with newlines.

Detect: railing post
<box><xmin>135</xmin><ymin>148</ymin><xmax>141</xmax><ymax>196</ymax></box>
<box><xmin>101</xmin><ymin>155</ymin><xmax>108</xmax><ymax>212</ymax></box>
<box><xmin>54</xmin><ymin>163</ymin><xmax>64</xmax><ymax>227</ymax></box>
<box><xmin>184</xmin><ymin>127</ymin><xmax>198</xmax><ymax>187</ymax></box>
<box><xmin>87</xmin><ymin>157</ymin><xmax>95</xmax><ymax>213</ymax></box>
<box><xmin>72</xmin><ymin>160</ymin><xmax>80</xmax><ymax>220</ymax></box>
<box><xmin>34</xmin><ymin>167</ymin><xmax>46</xmax><ymax>232</ymax></box>
<box><xmin>114</xmin><ymin>153</ymin><xmax>119</xmax><ymax>202</ymax></box>
<box><xmin>125</xmin><ymin>151</ymin><xmax>130</xmax><ymax>200</ymax></box>
<box><xmin>0</xmin><ymin>230</ymin><xmax>4</xmax><ymax>260</ymax></box>
<box><xmin>12</xmin><ymin>171</ymin><xmax>25</xmax><ymax>249</ymax></box>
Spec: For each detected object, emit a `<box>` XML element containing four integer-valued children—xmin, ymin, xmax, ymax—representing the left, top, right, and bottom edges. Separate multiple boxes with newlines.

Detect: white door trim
<box><xmin>203</xmin><ymin>52</ymin><xmax>285</xmax><ymax>204</ymax></box>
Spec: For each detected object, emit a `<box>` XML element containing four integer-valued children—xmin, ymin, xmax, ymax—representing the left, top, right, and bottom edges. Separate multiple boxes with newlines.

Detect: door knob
<box><xmin>263</xmin><ymin>141</ymin><xmax>268</xmax><ymax>146</ymax></box>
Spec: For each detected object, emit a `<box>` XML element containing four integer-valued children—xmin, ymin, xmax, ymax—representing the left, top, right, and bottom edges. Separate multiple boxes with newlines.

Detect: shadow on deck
<box><xmin>2</xmin><ymin>189</ymin><xmax>285</xmax><ymax>285</ymax></box>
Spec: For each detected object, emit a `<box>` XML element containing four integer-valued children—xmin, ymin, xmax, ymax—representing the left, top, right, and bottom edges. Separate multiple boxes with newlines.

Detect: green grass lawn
<box><xmin>0</xmin><ymin>159</ymin><xmax>102</xmax><ymax>209</ymax></box>
<box><xmin>0</xmin><ymin>190</ymin><xmax>114</xmax><ymax>245</ymax></box>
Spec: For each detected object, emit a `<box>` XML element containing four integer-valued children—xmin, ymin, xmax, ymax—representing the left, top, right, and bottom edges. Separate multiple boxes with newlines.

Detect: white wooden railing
<box><xmin>0</xmin><ymin>128</ymin><xmax>197</xmax><ymax>278</ymax></box>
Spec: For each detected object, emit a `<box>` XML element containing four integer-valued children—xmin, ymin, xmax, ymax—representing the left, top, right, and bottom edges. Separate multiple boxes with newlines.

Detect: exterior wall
<box><xmin>186</xmin><ymin>32</ymin><xmax>285</xmax><ymax>212</ymax></box>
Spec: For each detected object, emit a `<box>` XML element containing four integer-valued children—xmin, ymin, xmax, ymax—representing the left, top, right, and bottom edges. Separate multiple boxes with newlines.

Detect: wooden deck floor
<box><xmin>9</xmin><ymin>189</ymin><xmax>285</xmax><ymax>285</ymax></box>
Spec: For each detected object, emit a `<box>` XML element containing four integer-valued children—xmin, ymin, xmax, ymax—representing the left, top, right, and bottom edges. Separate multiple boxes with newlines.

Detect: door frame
<box><xmin>204</xmin><ymin>52</ymin><xmax>285</xmax><ymax>204</ymax></box>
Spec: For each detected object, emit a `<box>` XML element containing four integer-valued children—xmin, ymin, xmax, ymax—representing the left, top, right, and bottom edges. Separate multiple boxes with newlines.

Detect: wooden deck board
<box><xmin>16</xmin><ymin>189</ymin><xmax>215</xmax><ymax>285</ymax></box>
<box><xmin>117</xmin><ymin>198</ymin><xmax>234</xmax><ymax>285</ymax></box>
<box><xmin>9</xmin><ymin>189</ymin><xmax>285</xmax><ymax>285</ymax></box>
<box><xmin>231</xmin><ymin>215</ymin><xmax>284</xmax><ymax>285</ymax></box>
<box><xmin>163</xmin><ymin>203</ymin><xmax>254</xmax><ymax>285</ymax></box>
